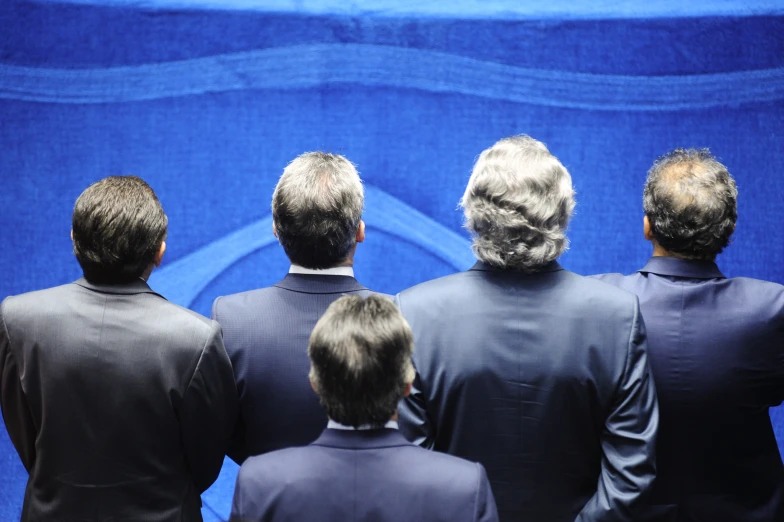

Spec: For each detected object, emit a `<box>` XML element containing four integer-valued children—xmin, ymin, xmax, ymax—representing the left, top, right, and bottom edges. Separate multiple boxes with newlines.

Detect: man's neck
<box><xmin>340</xmin><ymin>247</ymin><xmax>356</xmax><ymax>267</ymax></box>
<box><xmin>651</xmin><ymin>242</ymin><xmax>715</xmax><ymax>262</ymax></box>
<box><xmin>139</xmin><ymin>263</ymin><xmax>155</xmax><ymax>281</ymax></box>
<box><xmin>651</xmin><ymin>243</ymin><xmax>676</xmax><ymax>258</ymax></box>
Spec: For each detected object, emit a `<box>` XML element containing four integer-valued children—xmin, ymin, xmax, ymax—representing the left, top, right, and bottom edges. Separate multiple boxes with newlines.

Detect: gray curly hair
<box><xmin>461</xmin><ymin>135</ymin><xmax>575</xmax><ymax>272</ymax></box>
<box><xmin>643</xmin><ymin>148</ymin><xmax>737</xmax><ymax>260</ymax></box>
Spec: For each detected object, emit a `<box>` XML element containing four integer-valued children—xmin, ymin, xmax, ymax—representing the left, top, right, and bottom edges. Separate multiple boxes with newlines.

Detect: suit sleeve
<box><xmin>0</xmin><ymin>299</ymin><xmax>37</xmax><ymax>472</ymax></box>
<box><xmin>576</xmin><ymin>297</ymin><xmax>659</xmax><ymax>522</ymax></box>
<box><xmin>770</xmin><ymin>302</ymin><xmax>784</xmax><ymax>407</ymax></box>
<box><xmin>398</xmin><ymin>371</ymin><xmax>435</xmax><ymax>449</ymax></box>
<box><xmin>230</xmin><ymin>462</ymin><xmax>270</xmax><ymax>522</ymax></box>
<box><xmin>179</xmin><ymin>321</ymin><xmax>239</xmax><ymax>492</ymax></box>
<box><xmin>211</xmin><ymin>298</ymin><xmax>248</xmax><ymax>465</ymax></box>
<box><xmin>474</xmin><ymin>463</ymin><xmax>500</xmax><ymax>522</ymax></box>
<box><xmin>228</xmin><ymin>464</ymin><xmax>245</xmax><ymax>522</ymax></box>
<box><xmin>394</xmin><ymin>293</ymin><xmax>436</xmax><ymax>449</ymax></box>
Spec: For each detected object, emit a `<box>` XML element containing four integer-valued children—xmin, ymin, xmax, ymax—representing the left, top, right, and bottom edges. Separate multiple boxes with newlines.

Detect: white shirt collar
<box><xmin>327</xmin><ymin>419</ymin><xmax>399</xmax><ymax>431</ymax></box>
<box><xmin>289</xmin><ymin>265</ymin><xmax>355</xmax><ymax>277</ymax></box>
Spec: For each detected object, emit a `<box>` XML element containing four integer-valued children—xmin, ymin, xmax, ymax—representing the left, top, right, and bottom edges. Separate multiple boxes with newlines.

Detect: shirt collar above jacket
<box><xmin>638</xmin><ymin>256</ymin><xmax>725</xmax><ymax>279</ymax></box>
<box><xmin>289</xmin><ymin>265</ymin><xmax>355</xmax><ymax>277</ymax></box>
<box><xmin>312</xmin><ymin>426</ymin><xmax>411</xmax><ymax>450</ymax></box>
<box><xmin>327</xmin><ymin>420</ymin><xmax>399</xmax><ymax>431</ymax></box>
<box><xmin>275</xmin><ymin>266</ymin><xmax>367</xmax><ymax>294</ymax></box>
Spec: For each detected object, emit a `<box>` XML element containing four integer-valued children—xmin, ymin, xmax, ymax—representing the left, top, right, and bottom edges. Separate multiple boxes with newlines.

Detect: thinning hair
<box><xmin>308</xmin><ymin>295</ymin><xmax>415</xmax><ymax>428</ymax></box>
<box><xmin>643</xmin><ymin>148</ymin><xmax>737</xmax><ymax>260</ymax></box>
<box><xmin>272</xmin><ymin>152</ymin><xmax>364</xmax><ymax>269</ymax></box>
<box><xmin>72</xmin><ymin>176</ymin><xmax>168</xmax><ymax>284</ymax></box>
<box><xmin>461</xmin><ymin>135</ymin><xmax>575</xmax><ymax>272</ymax></box>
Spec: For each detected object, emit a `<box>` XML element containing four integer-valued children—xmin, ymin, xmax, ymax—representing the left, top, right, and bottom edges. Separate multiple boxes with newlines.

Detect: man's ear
<box><xmin>154</xmin><ymin>241</ymin><xmax>166</xmax><ymax>267</ymax></box>
<box><xmin>402</xmin><ymin>382</ymin><xmax>412</xmax><ymax>398</ymax></box>
<box><xmin>272</xmin><ymin>222</ymin><xmax>278</xmax><ymax>238</ymax></box>
<box><xmin>309</xmin><ymin>377</ymin><xmax>319</xmax><ymax>395</ymax></box>
<box><xmin>356</xmin><ymin>220</ymin><xmax>365</xmax><ymax>244</ymax></box>
<box><xmin>643</xmin><ymin>216</ymin><xmax>655</xmax><ymax>241</ymax></box>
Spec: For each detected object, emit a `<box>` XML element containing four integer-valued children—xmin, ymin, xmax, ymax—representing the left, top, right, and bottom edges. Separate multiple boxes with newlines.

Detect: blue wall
<box><xmin>1</xmin><ymin>1</ymin><xmax>783</xmax><ymax>520</ymax></box>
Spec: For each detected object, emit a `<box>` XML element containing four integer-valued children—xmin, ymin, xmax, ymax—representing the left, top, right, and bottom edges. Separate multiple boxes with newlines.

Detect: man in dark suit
<box><xmin>397</xmin><ymin>135</ymin><xmax>659</xmax><ymax>522</ymax></box>
<box><xmin>230</xmin><ymin>294</ymin><xmax>498</xmax><ymax>522</ymax></box>
<box><xmin>0</xmin><ymin>176</ymin><xmax>237</xmax><ymax>522</ymax></box>
<box><xmin>594</xmin><ymin>149</ymin><xmax>784</xmax><ymax>522</ymax></box>
<box><xmin>212</xmin><ymin>151</ymin><xmax>376</xmax><ymax>463</ymax></box>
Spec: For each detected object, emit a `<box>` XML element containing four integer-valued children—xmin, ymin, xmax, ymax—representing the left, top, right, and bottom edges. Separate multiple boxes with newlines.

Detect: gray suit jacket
<box><xmin>397</xmin><ymin>261</ymin><xmax>659</xmax><ymax>522</ymax></box>
<box><xmin>0</xmin><ymin>278</ymin><xmax>238</xmax><ymax>522</ymax></box>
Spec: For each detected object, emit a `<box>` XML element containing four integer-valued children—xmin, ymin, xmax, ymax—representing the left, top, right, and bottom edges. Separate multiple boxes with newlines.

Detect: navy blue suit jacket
<box><xmin>230</xmin><ymin>427</ymin><xmax>499</xmax><ymax>522</ymax></box>
<box><xmin>397</xmin><ymin>262</ymin><xmax>658</xmax><ymax>522</ymax></box>
<box><xmin>595</xmin><ymin>257</ymin><xmax>784</xmax><ymax>522</ymax></box>
<box><xmin>212</xmin><ymin>274</ymin><xmax>373</xmax><ymax>463</ymax></box>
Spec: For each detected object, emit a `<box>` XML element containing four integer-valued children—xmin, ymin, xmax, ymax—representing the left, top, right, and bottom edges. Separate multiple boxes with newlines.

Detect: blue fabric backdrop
<box><xmin>1</xmin><ymin>1</ymin><xmax>783</xmax><ymax>520</ymax></box>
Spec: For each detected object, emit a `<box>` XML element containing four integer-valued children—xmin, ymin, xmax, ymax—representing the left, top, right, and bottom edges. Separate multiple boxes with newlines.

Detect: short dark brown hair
<box><xmin>72</xmin><ymin>176</ymin><xmax>168</xmax><ymax>283</ymax></box>
<box><xmin>308</xmin><ymin>295</ymin><xmax>415</xmax><ymax>428</ymax></box>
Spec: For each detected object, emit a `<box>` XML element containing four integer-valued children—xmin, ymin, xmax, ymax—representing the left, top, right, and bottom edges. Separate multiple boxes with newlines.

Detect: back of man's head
<box><xmin>461</xmin><ymin>135</ymin><xmax>575</xmax><ymax>272</ymax></box>
<box><xmin>643</xmin><ymin>149</ymin><xmax>737</xmax><ymax>260</ymax></box>
<box><xmin>272</xmin><ymin>152</ymin><xmax>364</xmax><ymax>269</ymax></box>
<box><xmin>72</xmin><ymin>176</ymin><xmax>168</xmax><ymax>284</ymax></box>
<box><xmin>308</xmin><ymin>295</ymin><xmax>415</xmax><ymax>428</ymax></box>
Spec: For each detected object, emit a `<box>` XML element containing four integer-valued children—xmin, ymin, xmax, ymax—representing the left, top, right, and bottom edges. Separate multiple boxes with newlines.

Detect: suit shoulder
<box><xmin>215</xmin><ymin>286</ymin><xmax>281</xmax><ymax>303</ymax></box>
<box><xmin>1</xmin><ymin>283</ymin><xmax>82</xmax><ymax>321</ymax></box>
<box><xmin>237</xmin><ymin>446</ymin><xmax>319</xmax><ymax>484</ymax></box>
<box><xmin>558</xmin><ymin>273</ymin><xmax>642</xmax><ymax>324</ymax></box>
<box><xmin>397</xmin><ymin>270</ymin><xmax>474</xmax><ymax>301</ymax></box>
<box><xmin>3</xmin><ymin>282</ymin><xmax>74</xmax><ymax>304</ymax></box>
<box><xmin>404</xmin><ymin>444</ymin><xmax>480</xmax><ymax>471</ymax></box>
<box><xmin>724</xmin><ymin>276</ymin><xmax>784</xmax><ymax>310</ymax></box>
<box><xmin>396</xmin><ymin>445</ymin><xmax>486</xmax><ymax>492</ymax></box>
<box><xmin>398</xmin><ymin>269</ymin><xmax>638</xmax><ymax>315</ymax></box>
<box><xmin>566</xmin><ymin>271</ymin><xmax>638</xmax><ymax>302</ymax></box>
<box><xmin>155</xmin><ymin>298</ymin><xmax>214</xmax><ymax>330</ymax></box>
<box><xmin>212</xmin><ymin>286</ymin><xmax>285</xmax><ymax>316</ymax></box>
<box><xmin>589</xmin><ymin>272</ymin><xmax>629</xmax><ymax>286</ymax></box>
<box><xmin>727</xmin><ymin>276</ymin><xmax>784</xmax><ymax>293</ymax></box>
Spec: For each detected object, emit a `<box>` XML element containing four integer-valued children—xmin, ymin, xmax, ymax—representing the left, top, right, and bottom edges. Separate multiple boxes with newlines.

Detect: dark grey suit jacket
<box><xmin>0</xmin><ymin>278</ymin><xmax>238</xmax><ymax>522</ymax></box>
<box><xmin>230</xmin><ymin>428</ymin><xmax>499</xmax><ymax>522</ymax></box>
<box><xmin>397</xmin><ymin>261</ymin><xmax>659</xmax><ymax>522</ymax></box>
<box><xmin>212</xmin><ymin>273</ymin><xmax>375</xmax><ymax>464</ymax></box>
<box><xmin>595</xmin><ymin>257</ymin><xmax>784</xmax><ymax>522</ymax></box>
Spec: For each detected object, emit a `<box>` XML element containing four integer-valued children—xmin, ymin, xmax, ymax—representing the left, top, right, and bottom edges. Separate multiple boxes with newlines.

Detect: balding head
<box><xmin>643</xmin><ymin>149</ymin><xmax>737</xmax><ymax>260</ymax></box>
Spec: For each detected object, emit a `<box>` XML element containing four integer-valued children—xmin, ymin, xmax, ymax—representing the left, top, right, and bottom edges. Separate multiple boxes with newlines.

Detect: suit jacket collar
<box><xmin>273</xmin><ymin>273</ymin><xmax>368</xmax><ymax>294</ymax></box>
<box><xmin>311</xmin><ymin>428</ymin><xmax>412</xmax><ymax>450</ymax></box>
<box><xmin>469</xmin><ymin>260</ymin><xmax>564</xmax><ymax>274</ymax></box>
<box><xmin>639</xmin><ymin>256</ymin><xmax>725</xmax><ymax>279</ymax></box>
<box><xmin>73</xmin><ymin>277</ymin><xmax>165</xmax><ymax>297</ymax></box>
